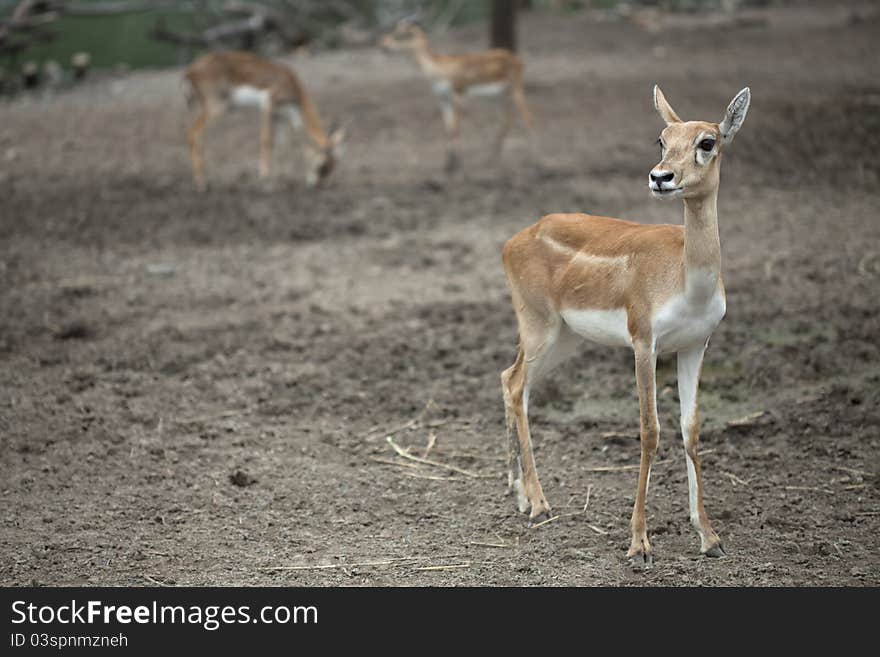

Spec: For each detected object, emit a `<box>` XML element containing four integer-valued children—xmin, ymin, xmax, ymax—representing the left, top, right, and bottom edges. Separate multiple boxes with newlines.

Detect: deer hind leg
<box><xmin>502</xmin><ymin>307</ymin><xmax>580</xmax><ymax>520</ymax></box>
<box><xmin>677</xmin><ymin>344</ymin><xmax>724</xmax><ymax>557</ymax></box>
<box><xmin>259</xmin><ymin>101</ymin><xmax>275</xmax><ymax>179</ymax></box>
<box><xmin>501</xmin><ymin>348</ymin><xmax>525</xmax><ymax>505</ymax></box>
<box><xmin>492</xmin><ymin>93</ymin><xmax>516</xmax><ymax>159</ymax></box>
<box><xmin>629</xmin><ymin>338</ymin><xmax>660</xmax><ymax>566</ymax></box>
<box><xmin>187</xmin><ymin>107</ymin><xmax>212</xmax><ymax>192</ymax></box>
<box><xmin>511</xmin><ymin>77</ymin><xmax>534</xmax><ymax>136</ymax></box>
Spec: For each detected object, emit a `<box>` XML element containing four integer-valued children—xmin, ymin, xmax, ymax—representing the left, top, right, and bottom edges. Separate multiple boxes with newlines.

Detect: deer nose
<box><xmin>650</xmin><ymin>171</ymin><xmax>675</xmax><ymax>184</ymax></box>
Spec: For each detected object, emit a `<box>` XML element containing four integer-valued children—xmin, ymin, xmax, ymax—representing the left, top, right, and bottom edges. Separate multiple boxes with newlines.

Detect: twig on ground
<box><xmin>587</xmin><ymin>448</ymin><xmax>714</xmax><ymax>472</ymax></box>
<box><xmin>724</xmin><ymin>471</ymin><xmax>751</xmax><ymax>487</ymax></box>
<box><xmin>586</xmin><ymin>459</ymin><xmax>671</xmax><ymax>473</ymax></box>
<box><xmin>832</xmin><ymin>466</ymin><xmax>875</xmax><ymax>478</ymax></box>
<box><xmin>583</xmin><ymin>484</ymin><xmax>594</xmax><ymax>512</ymax></box>
<box><xmin>416</xmin><ymin>563</ymin><xmax>471</xmax><ymax>571</ymax></box>
<box><xmin>857</xmin><ymin>251</ymin><xmax>877</xmax><ymax>277</ymax></box>
<box><xmin>531</xmin><ymin>510</ymin><xmax>608</xmax><ymax>533</ymax></box>
<box><xmin>784</xmin><ymin>485</ymin><xmax>835</xmax><ymax>494</ymax></box>
<box><xmin>727</xmin><ymin>411</ymin><xmax>768</xmax><ymax>427</ymax></box>
<box><xmin>386</xmin><ymin>436</ymin><xmax>489</xmax><ymax>478</ymax></box>
<box><xmin>364</xmin><ymin>398</ymin><xmax>440</xmax><ymax>439</ymax></box>
<box><xmin>399</xmin><ymin>471</ymin><xmax>460</xmax><ymax>481</ymax></box>
<box><xmin>422</xmin><ymin>432</ymin><xmax>437</xmax><ymax>459</ymax></box>
<box><xmin>369</xmin><ymin>457</ymin><xmax>421</xmax><ymax>469</ymax></box>
<box><xmin>264</xmin><ymin>557</ymin><xmax>419</xmax><ymax>571</ymax></box>
<box><xmin>529</xmin><ymin>514</ymin><xmax>560</xmax><ymax>529</ymax></box>
<box><xmin>446</xmin><ymin>451</ymin><xmax>505</xmax><ymax>462</ymax></box>
<box><xmin>177</xmin><ymin>409</ymin><xmax>242</xmax><ymax>425</ymax></box>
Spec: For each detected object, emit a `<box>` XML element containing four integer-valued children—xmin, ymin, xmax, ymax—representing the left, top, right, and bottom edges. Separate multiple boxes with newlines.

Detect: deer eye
<box><xmin>698</xmin><ymin>139</ymin><xmax>715</xmax><ymax>151</ymax></box>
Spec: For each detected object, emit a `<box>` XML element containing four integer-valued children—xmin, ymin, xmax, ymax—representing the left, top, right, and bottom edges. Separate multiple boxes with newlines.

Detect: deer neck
<box><xmin>298</xmin><ymin>93</ymin><xmax>328</xmax><ymax>149</ymax></box>
<box><xmin>681</xmin><ymin>187</ymin><xmax>721</xmax><ymax>303</ymax></box>
<box><xmin>413</xmin><ymin>45</ymin><xmax>440</xmax><ymax>76</ymax></box>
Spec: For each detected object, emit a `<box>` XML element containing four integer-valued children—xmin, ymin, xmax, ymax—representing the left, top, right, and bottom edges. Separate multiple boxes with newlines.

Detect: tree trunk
<box><xmin>489</xmin><ymin>0</ymin><xmax>517</xmax><ymax>52</ymax></box>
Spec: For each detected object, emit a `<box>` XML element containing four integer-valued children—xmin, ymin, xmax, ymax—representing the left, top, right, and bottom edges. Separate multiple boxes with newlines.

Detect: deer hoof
<box><xmin>628</xmin><ymin>550</ymin><xmax>653</xmax><ymax>569</ymax></box>
<box><xmin>444</xmin><ymin>152</ymin><xmax>460</xmax><ymax>174</ymax></box>
<box><xmin>528</xmin><ymin>509</ymin><xmax>553</xmax><ymax>527</ymax></box>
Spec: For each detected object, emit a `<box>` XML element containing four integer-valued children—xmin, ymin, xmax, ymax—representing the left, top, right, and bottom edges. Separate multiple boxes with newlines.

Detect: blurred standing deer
<box><xmin>380</xmin><ymin>19</ymin><xmax>533</xmax><ymax>173</ymax></box>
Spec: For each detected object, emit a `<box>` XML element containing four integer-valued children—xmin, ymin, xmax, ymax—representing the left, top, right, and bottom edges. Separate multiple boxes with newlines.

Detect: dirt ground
<box><xmin>1</xmin><ymin>1</ymin><xmax>878</xmax><ymax>586</ymax></box>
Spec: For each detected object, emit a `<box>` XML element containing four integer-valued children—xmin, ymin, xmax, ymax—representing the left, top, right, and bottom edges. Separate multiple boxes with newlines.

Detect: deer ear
<box><xmin>719</xmin><ymin>87</ymin><xmax>750</xmax><ymax>144</ymax></box>
<box><xmin>653</xmin><ymin>85</ymin><xmax>682</xmax><ymax>125</ymax></box>
<box><xmin>399</xmin><ymin>12</ymin><xmax>423</xmax><ymax>29</ymax></box>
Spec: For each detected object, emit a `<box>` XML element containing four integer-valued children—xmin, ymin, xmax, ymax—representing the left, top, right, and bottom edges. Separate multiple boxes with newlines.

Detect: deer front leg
<box><xmin>188</xmin><ymin>108</ymin><xmax>211</xmax><ymax>192</ymax></box>
<box><xmin>629</xmin><ymin>340</ymin><xmax>659</xmax><ymax>566</ymax></box>
<box><xmin>492</xmin><ymin>93</ymin><xmax>515</xmax><ymax>159</ymax></box>
<box><xmin>439</xmin><ymin>93</ymin><xmax>461</xmax><ymax>174</ymax></box>
<box><xmin>677</xmin><ymin>344</ymin><xmax>725</xmax><ymax>557</ymax></box>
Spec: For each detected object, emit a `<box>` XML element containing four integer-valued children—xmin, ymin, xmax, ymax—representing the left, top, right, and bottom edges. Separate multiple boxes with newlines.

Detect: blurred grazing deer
<box><xmin>183</xmin><ymin>51</ymin><xmax>346</xmax><ymax>191</ymax></box>
<box><xmin>501</xmin><ymin>86</ymin><xmax>750</xmax><ymax>565</ymax></box>
<box><xmin>380</xmin><ymin>19</ymin><xmax>533</xmax><ymax>172</ymax></box>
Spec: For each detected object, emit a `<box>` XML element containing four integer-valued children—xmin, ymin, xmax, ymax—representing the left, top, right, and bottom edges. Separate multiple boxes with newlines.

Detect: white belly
<box><xmin>560</xmin><ymin>289</ymin><xmax>726</xmax><ymax>354</ymax></box>
<box><xmin>561</xmin><ymin>308</ymin><xmax>632</xmax><ymax>348</ymax></box>
<box><xmin>466</xmin><ymin>82</ymin><xmax>508</xmax><ymax>97</ymax></box>
<box><xmin>230</xmin><ymin>85</ymin><xmax>270</xmax><ymax>109</ymax></box>
<box><xmin>431</xmin><ymin>79</ymin><xmax>453</xmax><ymax>96</ymax></box>
<box><xmin>652</xmin><ymin>290</ymin><xmax>726</xmax><ymax>354</ymax></box>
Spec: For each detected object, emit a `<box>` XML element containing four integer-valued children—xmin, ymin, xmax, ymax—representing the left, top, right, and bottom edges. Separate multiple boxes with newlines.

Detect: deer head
<box><xmin>649</xmin><ymin>86</ymin><xmax>750</xmax><ymax>200</ymax></box>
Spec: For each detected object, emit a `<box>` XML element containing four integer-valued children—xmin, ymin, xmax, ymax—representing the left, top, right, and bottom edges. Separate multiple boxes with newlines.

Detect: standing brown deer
<box><xmin>501</xmin><ymin>86</ymin><xmax>750</xmax><ymax>564</ymax></box>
